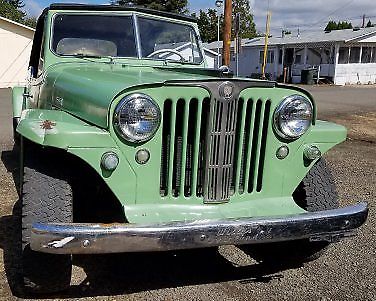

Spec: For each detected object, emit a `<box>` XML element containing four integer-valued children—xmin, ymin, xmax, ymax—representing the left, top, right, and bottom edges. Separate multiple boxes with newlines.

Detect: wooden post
<box><xmin>262</xmin><ymin>11</ymin><xmax>271</xmax><ymax>79</ymax></box>
<box><xmin>303</xmin><ymin>45</ymin><xmax>308</xmax><ymax>66</ymax></box>
<box><xmin>222</xmin><ymin>0</ymin><xmax>232</xmax><ymax>66</ymax></box>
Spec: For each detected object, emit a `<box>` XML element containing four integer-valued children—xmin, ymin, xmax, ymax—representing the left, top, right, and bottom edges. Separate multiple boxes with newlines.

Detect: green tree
<box><xmin>325</xmin><ymin>20</ymin><xmax>338</xmax><ymax>32</ymax></box>
<box><xmin>337</xmin><ymin>21</ymin><xmax>352</xmax><ymax>30</ymax></box>
<box><xmin>324</xmin><ymin>20</ymin><xmax>352</xmax><ymax>31</ymax></box>
<box><xmin>366</xmin><ymin>20</ymin><xmax>373</xmax><ymax>27</ymax></box>
<box><xmin>8</xmin><ymin>0</ymin><xmax>24</xmax><ymax>8</ymax></box>
<box><xmin>24</xmin><ymin>16</ymin><xmax>37</xmax><ymax>28</ymax></box>
<box><xmin>196</xmin><ymin>8</ymin><xmax>223</xmax><ymax>43</ymax></box>
<box><xmin>0</xmin><ymin>0</ymin><xmax>25</xmax><ymax>23</ymax></box>
<box><xmin>232</xmin><ymin>0</ymin><xmax>256</xmax><ymax>39</ymax></box>
<box><xmin>111</xmin><ymin>0</ymin><xmax>188</xmax><ymax>14</ymax></box>
<box><xmin>195</xmin><ymin>1</ymin><xmax>257</xmax><ymax>43</ymax></box>
<box><xmin>0</xmin><ymin>0</ymin><xmax>37</xmax><ymax>28</ymax></box>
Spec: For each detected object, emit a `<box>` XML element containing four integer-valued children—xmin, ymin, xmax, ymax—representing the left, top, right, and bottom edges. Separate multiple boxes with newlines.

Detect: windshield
<box><xmin>138</xmin><ymin>17</ymin><xmax>203</xmax><ymax>63</ymax></box>
<box><xmin>52</xmin><ymin>14</ymin><xmax>203</xmax><ymax>64</ymax></box>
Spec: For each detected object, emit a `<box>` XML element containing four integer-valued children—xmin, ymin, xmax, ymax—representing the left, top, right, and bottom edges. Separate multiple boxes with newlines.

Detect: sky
<box><xmin>25</xmin><ymin>0</ymin><xmax>376</xmax><ymax>36</ymax></box>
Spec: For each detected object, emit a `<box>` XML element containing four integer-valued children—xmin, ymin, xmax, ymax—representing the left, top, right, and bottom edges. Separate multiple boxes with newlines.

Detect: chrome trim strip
<box><xmin>133</xmin><ymin>14</ymin><xmax>142</xmax><ymax>59</ymax></box>
<box><xmin>30</xmin><ymin>202</ymin><xmax>368</xmax><ymax>254</ymax></box>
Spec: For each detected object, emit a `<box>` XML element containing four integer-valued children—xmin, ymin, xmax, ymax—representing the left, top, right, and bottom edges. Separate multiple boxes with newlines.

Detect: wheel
<box><xmin>240</xmin><ymin>158</ymin><xmax>339</xmax><ymax>264</ymax></box>
<box><xmin>20</xmin><ymin>146</ymin><xmax>72</xmax><ymax>293</ymax></box>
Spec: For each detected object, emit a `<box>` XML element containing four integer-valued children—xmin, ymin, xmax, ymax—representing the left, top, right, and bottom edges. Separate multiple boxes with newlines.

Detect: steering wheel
<box><xmin>146</xmin><ymin>49</ymin><xmax>186</xmax><ymax>62</ymax></box>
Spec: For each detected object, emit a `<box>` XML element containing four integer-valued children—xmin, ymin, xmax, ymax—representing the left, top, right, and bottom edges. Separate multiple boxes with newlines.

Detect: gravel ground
<box><xmin>0</xmin><ymin>86</ymin><xmax>375</xmax><ymax>300</ymax></box>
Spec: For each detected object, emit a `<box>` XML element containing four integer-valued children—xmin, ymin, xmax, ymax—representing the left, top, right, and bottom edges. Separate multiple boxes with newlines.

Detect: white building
<box><xmin>205</xmin><ymin>27</ymin><xmax>376</xmax><ymax>85</ymax></box>
<box><xmin>0</xmin><ymin>16</ymin><xmax>35</xmax><ymax>88</ymax></box>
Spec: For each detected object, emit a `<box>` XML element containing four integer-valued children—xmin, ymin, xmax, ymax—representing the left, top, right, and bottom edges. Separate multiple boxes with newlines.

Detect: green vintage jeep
<box><xmin>12</xmin><ymin>3</ymin><xmax>368</xmax><ymax>293</ymax></box>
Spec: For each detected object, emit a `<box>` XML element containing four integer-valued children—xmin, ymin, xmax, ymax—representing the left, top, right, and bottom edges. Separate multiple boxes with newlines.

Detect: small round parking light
<box><xmin>135</xmin><ymin>149</ymin><xmax>150</xmax><ymax>165</ymax></box>
<box><xmin>304</xmin><ymin>145</ymin><xmax>322</xmax><ymax>161</ymax></box>
<box><xmin>276</xmin><ymin>145</ymin><xmax>289</xmax><ymax>160</ymax></box>
<box><xmin>101</xmin><ymin>152</ymin><xmax>119</xmax><ymax>171</ymax></box>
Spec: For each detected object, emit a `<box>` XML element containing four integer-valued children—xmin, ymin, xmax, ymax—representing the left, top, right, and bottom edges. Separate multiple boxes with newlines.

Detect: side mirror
<box><xmin>27</xmin><ymin>66</ymin><xmax>35</xmax><ymax>80</ymax></box>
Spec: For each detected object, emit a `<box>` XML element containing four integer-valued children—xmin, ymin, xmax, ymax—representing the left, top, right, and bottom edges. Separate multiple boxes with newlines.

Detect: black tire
<box><xmin>294</xmin><ymin>158</ymin><xmax>338</xmax><ymax>212</ymax></box>
<box><xmin>21</xmin><ymin>148</ymin><xmax>72</xmax><ymax>294</ymax></box>
<box><xmin>240</xmin><ymin>158</ymin><xmax>338</xmax><ymax>264</ymax></box>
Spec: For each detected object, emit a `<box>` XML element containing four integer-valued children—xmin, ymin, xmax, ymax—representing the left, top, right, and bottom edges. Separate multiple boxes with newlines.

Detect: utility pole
<box><xmin>362</xmin><ymin>14</ymin><xmax>366</xmax><ymax>28</ymax></box>
<box><xmin>222</xmin><ymin>0</ymin><xmax>232</xmax><ymax>66</ymax></box>
<box><xmin>235</xmin><ymin>12</ymin><xmax>241</xmax><ymax>76</ymax></box>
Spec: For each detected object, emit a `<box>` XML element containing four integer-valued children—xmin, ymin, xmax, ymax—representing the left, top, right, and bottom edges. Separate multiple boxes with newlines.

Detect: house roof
<box><xmin>204</xmin><ymin>27</ymin><xmax>376</xmax><ymax>50</ymax></box>
<box><xmin>0</xmin><ymin>16</ymin><xmax>35</xmax><ymax>32</ymax></box>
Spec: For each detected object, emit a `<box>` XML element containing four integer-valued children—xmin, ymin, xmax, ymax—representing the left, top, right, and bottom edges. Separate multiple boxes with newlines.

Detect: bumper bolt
<box><xmin>82</xmin><ymin>240</ymin><xmax>91</xmax><ymax>248</ymax></box>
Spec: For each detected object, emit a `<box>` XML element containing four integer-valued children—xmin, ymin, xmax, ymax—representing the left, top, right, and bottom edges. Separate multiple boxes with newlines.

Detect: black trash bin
<box><xmin>301</xmin><ymin>69</ymin><xmax>316</xmax><ymax>85</ymax></box>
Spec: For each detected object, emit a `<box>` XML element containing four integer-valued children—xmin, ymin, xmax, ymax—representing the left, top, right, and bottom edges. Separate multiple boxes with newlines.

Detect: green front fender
<box><xmin>17</xmin><ymin>109</ymin><xmax>137</xmax><ymax>203</ymax></box>
<box><xmin>282</xmin><ymin>120</ymin><xmax>347</xmax><ymax>195</ymax></box>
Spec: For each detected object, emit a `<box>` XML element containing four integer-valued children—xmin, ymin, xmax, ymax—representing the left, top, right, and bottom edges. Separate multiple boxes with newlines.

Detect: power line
<box><xmin>298</xmin><ymin>0</ymin><xmax>356</xmax><ymax>34</ymax></box>
<box><xmin>268</xmin><ymin>14</ymin><xmax>376</xmax><ymax>32</ymax></box>
<box><xmin>264</xmin><ymin>0</ymin><xmax>357</xmax><ymax>33</ymax></box>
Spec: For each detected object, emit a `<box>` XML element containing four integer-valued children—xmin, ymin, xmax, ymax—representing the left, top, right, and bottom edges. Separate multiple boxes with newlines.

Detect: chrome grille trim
<box><xmin>159</xmin><ymin>81</ymin><xmax>272</xmax><ymax>203</ymax></box>
<box><xmin>204</xmin><ymin>97</ymin><xmax>239</xmax><ymax>203</ymax></box>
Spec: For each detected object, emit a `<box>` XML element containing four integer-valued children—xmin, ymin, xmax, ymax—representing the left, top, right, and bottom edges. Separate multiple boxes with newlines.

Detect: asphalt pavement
<box><xmin>0</xmin><ymin>86</ymin><xmax>375</xmax><ymax>300</ymax></box>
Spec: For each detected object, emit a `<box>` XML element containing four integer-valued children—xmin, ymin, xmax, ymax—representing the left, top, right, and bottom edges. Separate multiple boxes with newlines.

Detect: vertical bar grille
<box><xmin>160</xmin><ymin>95</ymin><xmax>271</xmax><ymax>201</ymax></box>
<box><xmin>205</xmin><ymin>98</ymin><xmax>239</xmax><ymax>202</ymax></box>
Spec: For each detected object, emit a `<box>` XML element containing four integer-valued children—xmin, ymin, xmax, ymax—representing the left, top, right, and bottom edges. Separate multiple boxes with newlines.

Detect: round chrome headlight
<box><xmin>114</xmin><ymin>93</ymin><xmax>161</xmax><ymax>143</ymax></box>
<box><xmin>273</xmin><ymin>95</ymin><xmax>313</xmax><ymax>139</ymax></box>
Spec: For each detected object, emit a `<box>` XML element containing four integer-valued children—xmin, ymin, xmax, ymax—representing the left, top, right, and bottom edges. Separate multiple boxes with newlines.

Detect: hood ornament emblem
<box><xmin>219</xmin><ymin>81</ymin><xmax>235</xmax><ymax>100</ymax></box>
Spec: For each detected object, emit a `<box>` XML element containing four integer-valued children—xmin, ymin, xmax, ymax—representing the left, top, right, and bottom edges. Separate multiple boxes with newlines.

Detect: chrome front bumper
<box><xmin>30</xmin><ymin>202</ymin><xmax>368</xmax><ymax>254</ymax></box>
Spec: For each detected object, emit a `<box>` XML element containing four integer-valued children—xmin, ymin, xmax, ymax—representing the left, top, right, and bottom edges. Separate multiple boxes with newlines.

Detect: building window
<box><xmin>361</xmin><ymin>47</ymin><xmax>372</xmax><ymax>63</ymax></box>
<box><xmin>295</xmin><ymin>54</ymin><xmax>302</xmax><ymax>64</ymax></box>
<box><xmin>349</xmin><ymin>47</ymin><xmax>361</xmax><ymax>63</ymax></box>
<box><xmin>259</xmin><ymin>50</ymin><xmax>274</xmax><ymax>64</ymax></box>
<box><xmin>372</xmin><ymin>47</ymin><xmax>376</xmax><ymax>63</ymax></box>
<box><xmin>338</xmin><ymin>47</ymin><xmax>349</xmax><ymax>64</ymax></box>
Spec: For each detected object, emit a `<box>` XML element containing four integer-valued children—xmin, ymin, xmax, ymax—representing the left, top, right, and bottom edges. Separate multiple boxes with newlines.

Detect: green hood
<box><xmin>47</xmin><ymin>63</ymin><xmax>217</xmax><ymax>128</ymax></box>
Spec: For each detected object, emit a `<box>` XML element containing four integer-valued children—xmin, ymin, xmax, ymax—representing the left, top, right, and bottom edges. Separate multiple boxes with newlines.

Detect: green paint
<box><xmin>14</xmin><ymin>7</ymin><xmax>347</xmax><ymax>224</ymax></box>
<box><xmin>11</xmin><ymin>86</ymin><xmax>24</xmax><ymax>118</ymax></box>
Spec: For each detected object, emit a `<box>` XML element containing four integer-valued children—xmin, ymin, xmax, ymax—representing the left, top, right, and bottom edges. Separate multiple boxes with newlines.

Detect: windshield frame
<box><xmin>49</xmin><ymin>12</ymin><xmax>205</xmax><ymax>65</ymax></box>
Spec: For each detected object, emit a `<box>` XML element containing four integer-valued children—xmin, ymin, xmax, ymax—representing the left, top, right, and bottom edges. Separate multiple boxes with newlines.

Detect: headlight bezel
<box><xmin>113</xmin><ymin>93</ymin><xmax>161</xmax><ymax>143</ymax></box>
<box><xmin>273</xmin><ymin>94</ymin><xmax>313</xmax><ymax>140</ymax></box>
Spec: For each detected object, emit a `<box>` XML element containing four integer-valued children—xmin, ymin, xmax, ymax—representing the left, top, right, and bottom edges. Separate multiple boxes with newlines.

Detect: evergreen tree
<box><xmin>324</xmin><ymin>20</ymin><xmax>352</xmax><ymax>31</ymax></box>
<box><xmin>195</xmin><ymin>1</ymin><xmax>257</xmax><ymax>43</ymax></box>
<box><xmin>24</xmin><ymin>16</ymin><xmax>37</xmax><ymax>28</ymax></box>
<box><xmin>8</xmin><ymin>0</ymin><xmax>24</xmax><ymax>8</ymax></box>
<box><xmin>0</xmin><ymin>0</ymin><xmax>25</xmax><ymax>23</ymax></box>
<box><xmin>0</xmin><ymin>0</ymin><xmax>37</xmax><ymax>28</ymax></box>
<box><xmin>196</xmin><ymin>8</ymin><xmax>223</xmax><ymax>43</ymax></box>
<box><xmin>232</xmin><ymin>0</ymin><xmax>256</xmax><ymax>39</ymax></box>
<box><xmin>111</xmin><ymin>0</ymin><xmax>188</xmax><ymax>14</ymax></box>
<box><xmin>325</xmin><ymin>21</ymin><xmax>337</xmax><ymax>32</ymax></box>
<box><xmin>366</xmin><ymin>20</ymin><xmax>373</xmax><ymax>27</ymax></box>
